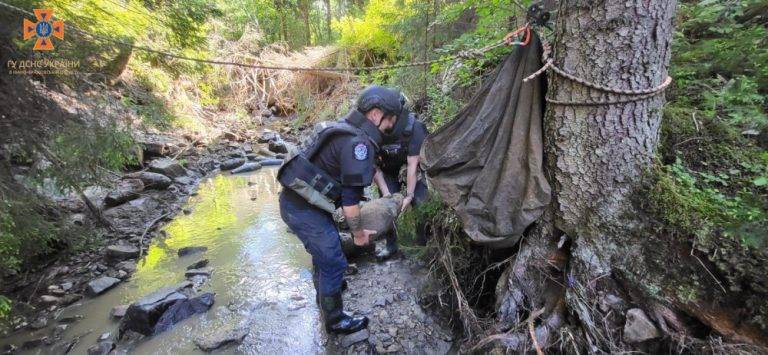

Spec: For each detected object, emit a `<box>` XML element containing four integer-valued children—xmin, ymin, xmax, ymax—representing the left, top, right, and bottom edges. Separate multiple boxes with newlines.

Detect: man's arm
<box><xmin>402</xmin><ymin>155</ymin><xmax>419</xmax><ymax>211</ymax></box>
<box><xmin>341</xmin><ymin>187</ymin><xmax>375</xmax><ymax>246</ymax></box>
<box><xmin>373</xmin><ymin>167</ymin><xmax>391</xmax><ymax>197</ymax></box>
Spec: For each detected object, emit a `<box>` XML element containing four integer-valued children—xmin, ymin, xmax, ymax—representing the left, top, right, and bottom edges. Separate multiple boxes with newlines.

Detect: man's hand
<box><xmin>352</xmin><ymin>229</ymin><xmax>376</xmax><ymax>246</ymax></box>
<box><xmin>400</xmin><ymin>195</ymin><xmax>413</xmax><ymax>213</ymax></box>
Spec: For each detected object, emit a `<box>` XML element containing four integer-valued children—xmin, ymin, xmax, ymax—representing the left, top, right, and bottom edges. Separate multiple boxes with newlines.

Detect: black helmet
<box><xmin>356</xmin><ymin>85</ymin><xmax>403</xmax><ymax>117</ymax></box>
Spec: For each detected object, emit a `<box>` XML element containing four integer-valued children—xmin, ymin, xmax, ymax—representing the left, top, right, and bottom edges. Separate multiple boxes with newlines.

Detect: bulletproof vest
<box><xmin>378</xmin><ymin>112</ymin><xmax>415</xmax><ymax>173</ymax></box>
<box><xmin>277</xmin><ymin>114</ymin><xmax>380</xmax><ymax>213</ymax></box>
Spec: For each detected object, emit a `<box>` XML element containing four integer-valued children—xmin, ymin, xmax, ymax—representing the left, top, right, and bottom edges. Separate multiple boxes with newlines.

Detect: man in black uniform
<box><xmin>373</xmin><ymin>97</ymin><xmax>429</xmax><ymax>260</ymax></box>
<box><xmin>277</xmin><ymin>85</ymin><xmax>402</xmax><ymax>334</ymax></box>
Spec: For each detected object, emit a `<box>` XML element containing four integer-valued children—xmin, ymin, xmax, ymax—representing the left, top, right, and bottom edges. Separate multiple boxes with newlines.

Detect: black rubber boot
<box><xmin>320</xmin><ymin>292</ymin><xmax>368</xmax><ymax>334</ymax></box>
<box><xmin>375</xmin><ymin>230</ymin><xmax>399</xmax><ymax>262</ymax></box>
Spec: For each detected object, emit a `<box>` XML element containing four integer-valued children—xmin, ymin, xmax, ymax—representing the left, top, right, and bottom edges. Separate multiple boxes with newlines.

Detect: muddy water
<box><xmin>10</xmin><ymin>168</ymin><xmax>327</xmax><ymax>354</ymax></box>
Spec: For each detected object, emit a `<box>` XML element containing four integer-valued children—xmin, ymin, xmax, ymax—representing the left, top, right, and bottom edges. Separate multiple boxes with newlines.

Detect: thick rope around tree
<box><xmin>523</xmin><ymin>59</ymin><xmax>673</xmax><ymax>105</ymax></box>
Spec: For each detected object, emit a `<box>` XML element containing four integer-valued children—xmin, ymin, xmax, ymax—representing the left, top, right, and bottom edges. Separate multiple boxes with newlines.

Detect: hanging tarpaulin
<box><xmin>420</xmin><ymin>32</ymin><xmax>551</xmax><ymax>248</ymax></box>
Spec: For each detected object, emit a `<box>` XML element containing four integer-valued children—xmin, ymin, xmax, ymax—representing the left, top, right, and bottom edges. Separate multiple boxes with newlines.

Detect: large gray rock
<box><xmin>178</xmin><ymin>246</ymin><xmax>208</xmax><ymax>257</ymax></box>
<box><xmin>104</xmin><ymin>179</ymin><xmax>144</xmax><ymax>207</ymax></box>
<box><xmin>341</xmin><ymin>329</ymin><xmax>369</xmax><ymax>347</ymax></box>
<box><xmin>230</xmin><ymin>162</ymin><xmax>261</xmax><ymax>174</ymax></box>
<box><xmin>184</xmin><ymin>267</ymin><xmax>213</xmax><ymax>278</ymax></box>
<box><xmin>194</xmin><ymin>324</ymin><xmax>249</xmax><ymax>351</ymax></box>
<box><xmin>115</xmin><ymin>260</ymin><xmax>137</xmax><ymax>273</ymax></box>
<box><xmin>124</xmin><ymin>171</ymin><xmax>172</xmax><ymax>190</ymax></box>
<box><xmin>118</xmin><ymin>286</ymin><xmax>188</xmax><ymax>337</ymax></box>
<box><xmin>152</xmin><ymin>293</ymin><xmax>214</xmax><ymax>335</ymax></box>
<box><xmin>106</xmin><ymin>245</ymin><xmax>139</xmax><ymax>261</ymax></box>
<box><xmin>268</xmin><ymin>140</ymin><xmax>288</xmax><ymax>154</ymax></box>
<box><xmin>623</xmin><ymin>308</ymin><xmax>660</xmax><ymax>343</ymax></box>
<box><xmin>103</xmin><ymin>197</ymin><xmax>160</xmax><ymax>234</ymax></box>
<box><xmin>148</xmin><ymin>158</ymin><xmax>187</xmax><ymax>178</ymax></box>
<box><xmin>219</xmin><ymin>158</ymin><xmax>246</xmax><ymax>171</ymax></box>
<box><xmin>87</xmin><ymin>277</ymin><xmax>121</xmax><ymax>296</ymax></box>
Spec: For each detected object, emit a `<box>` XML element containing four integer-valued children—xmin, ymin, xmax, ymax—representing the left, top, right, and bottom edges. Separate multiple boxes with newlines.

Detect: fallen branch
<box><xmin>137</xmin><ymin>211</ymin><xmax>172</xmax><ymax>259</ymax></box>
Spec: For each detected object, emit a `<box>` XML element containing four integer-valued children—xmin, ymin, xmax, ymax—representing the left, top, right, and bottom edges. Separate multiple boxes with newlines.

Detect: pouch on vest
<box><xmin>277</xmin><ymin>119</ymin><xmax>373</xmax><ymax>213</ymax></box>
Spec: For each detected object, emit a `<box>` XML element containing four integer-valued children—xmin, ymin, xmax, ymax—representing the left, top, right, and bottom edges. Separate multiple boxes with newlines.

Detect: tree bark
<box><xmin>323</xmin><ymin>0</ymin><xmax>332</xmax><ymax>42</ymax></box>
<box><xmin>485</xmin><ymin>0</ymin><xmax>765</xmax><ymax>352</ymax></box>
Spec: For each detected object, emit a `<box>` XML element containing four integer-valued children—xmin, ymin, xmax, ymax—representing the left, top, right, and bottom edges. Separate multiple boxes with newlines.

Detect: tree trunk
<box><xmin>486</xmin><ymin>0</ymin><xmax>768</xmax><ymax>352</ymax></box>
<box><xmin>323</xmin><ymin>0</ymin><xmax>332</xmax><ymax>42</ymax></box>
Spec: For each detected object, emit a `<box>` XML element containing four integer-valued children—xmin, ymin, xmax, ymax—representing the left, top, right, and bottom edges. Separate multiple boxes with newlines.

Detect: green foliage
<box><xmin>334</xmin><ymin>0</ymin><xmax>413</xmax><ymax>65</ymax></box>
<box><xmin>0</xmin><ymin>296</ymin><xmax>10</xmax><ymax>321</ymax></box>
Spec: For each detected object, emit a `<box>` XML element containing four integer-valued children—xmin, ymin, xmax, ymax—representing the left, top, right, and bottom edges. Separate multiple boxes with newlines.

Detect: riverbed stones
<box><xmin>341</xmin><ymin>329</ymin><xmax>369</xmax><ymax>347</ymax></box>
<box><xmin>111</xmin><ymin>305</ymin><xmax>129</xmax><ymax>318</ymax></box>
<box><xmin>86</xmin><ymin>276</ymin><xmax>121</xmax><ymax>296</ymax></box>
<box><xmin>184</xmin><ymin>267</ymin><xmax>213</xmax><ymax>278</ymax></box>
<box><xmin>178</xmin><ymin>246</ymin><xmax>208</xmax><ymax>257</ymax></box>
<box><xmin>124</xmin><ymin>171</ymin><xmax>172</xmax><ymax>190</ymax></box>
<box><xmin>116</xmin><ymin>260</ymin><xmax>137</xmax><ymax>273</ymax></box>
<box><xmin>148</xmin><ymin>158</ymin><xmax>187</xmax><ymax>178</ymax></box>
<box><xmin>106</xmin><ymin>245</ymin><xmax>139</xmax><ymax>261</ymax></box>
<box><xmin>258</xmin><ymin>130</ymin><xmax>280</xmax><ymax>143</ymax></box>
<box><xmin>28</xmin><ymin>317</ymin><xmax>47</xmax><ymax>330</ymax></box>
<box><xmin>104</xmin><ymin>179</ymin><xmax>144</xmax><ymax>207</ymax></box>
<box><xmin>119</xmin><ymin>286</ymin><xmax>188</xmax><ymax>336</ymax></box>
<box><xmin>186</xmin><ymin>259</ymin><xmax>209</xmax><ymax>270</ymax></box>
<box><xmin>152</xmin><ymin>293</ymin><xmax>215</xmax><ymax>335</ymax></box>
<box><xmin>87</xmin><ymin>341</ymin><xmax>115</xmax><ymax>355</ymax></box>
<box><xmin>268</xmin><ymin>139</ymin><xmax>288</xmax><ymax>154</ymax></box>
<box><xmin>39</xmin><ymin>295</ymin><xmax>60</xmax><ymax>305</ymax></box>
<box><xmin>220</xmin><ymin>158</ymin><xmax>246</xmax><ymax>171</ymax></box>
<box><xmin>230</xmin><ymin>162</ymin><xmax>262</xmax><ymax>174</ymax></box>
<box><xmin>193</xmin><ymin>324</ymin><xmax>249</xmax><ymax>351</ymax></box>
<box><xmin>623</xmin><ymin>308</ymin><xmax>660</xmax><ymax>343</ymax></box>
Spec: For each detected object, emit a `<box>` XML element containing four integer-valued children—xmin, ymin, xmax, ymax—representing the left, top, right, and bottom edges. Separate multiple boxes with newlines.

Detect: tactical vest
<box><xmin>277</xmin><ymin>118</ymin><xmax>379</xmax><ymax>213</ymax></box>
<box><xmin>378</xmin><ymin>112</ymin><xmax>415</xmax><ymax>173</ymax></box>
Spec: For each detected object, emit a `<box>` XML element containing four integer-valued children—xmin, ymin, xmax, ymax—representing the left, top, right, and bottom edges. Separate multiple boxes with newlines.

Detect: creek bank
<box><xmin>0</xmin><ymin>129</ymin><xmax>292</xmax><ymax>353</ymax></box>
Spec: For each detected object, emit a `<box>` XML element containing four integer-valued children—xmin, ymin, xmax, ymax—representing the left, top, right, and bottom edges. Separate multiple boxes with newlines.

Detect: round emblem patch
<box><xmin>354</xmin><ymin>143</ymin><xmax>368</xmax><ymax>160</ymax></box>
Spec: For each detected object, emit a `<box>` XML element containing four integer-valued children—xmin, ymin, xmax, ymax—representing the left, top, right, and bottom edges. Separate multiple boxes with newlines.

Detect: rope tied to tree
<box><xmin>523</xmin><ymin>58</ymin><xmax>673</xmax><ymax>105</ymax></box>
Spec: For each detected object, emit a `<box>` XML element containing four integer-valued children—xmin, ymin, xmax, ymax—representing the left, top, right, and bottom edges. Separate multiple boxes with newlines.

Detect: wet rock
<box><xmin>185</xmin><ymin>267</ymin><xmax>213</xmax><ymax>278</ymax></box>
<box><xmin>124</xmin><ymin>171</ymin><xmax>172</xmax><ymax>190</ymax></box>
<box><xmin>183</xmin><ymin>208</ymin><xmax>192</xmax><ymax>215</ymax></box>
<box><xmin>29</xmin><ymin>317</ymin><xmax>47</xmax><ymax>330</ymax></box>
<box><xmin>193</xmin><ymin>324</ymin><xmax>249</xmax><ymax>351</ymax></box>
<box><xmin>341</xmin><ymin>329</ymin><xmax>369</xmax><ymax>347</ymax></box>
<box><xmin>111</xmin><ymin>305</ymin><xmax>129</xmax><ymax>318</ymax></box>
<box><xmin>178</xmin><ymin>246</ymin><xmax>208</xmax><ymax>257</ymax></box>
<box><xmin>106</xmin><ymin>245</ymin><xmax>139</xmax><ymax>261</ymax></box>
<box><xmin>87</xmin><ymin>276</ymin><xmax>121</xmax><ymax>296</ymax></box>
<box><xmin>40</xmin><ymin>295</ymin><xmax>61</xmax><ymax>305</ymax></box>
<box><xmin>268</xmin><ymin>140</ymin><xmax>288</xmax><ymax>154</ymax></box>
<box><xmin>174</xmin><ymin>176</ymin><xmax>193</xmax><ymax>185</ymax></box>
<box><xmin>87</xmin><ymin>341</ymin><xmax>115</xmax><ymax>355</ymax></box>
<box><xmin>186</xmin><ymin>259</ymin><xmax>209</xmax><ymax>270</ymax></box>
<box><xmin>58</xmin><ymin>315</ymin><xmax>83</xmax><ymax>324</ymax></box>
<box><xmin>104</xmin><ymin>179</ymin><xmax>144</xmax><ymax>207</ymax></box>
<box><xmin>116</xmin><ymin>261</ymin><xmax>137</xmax><ymax>273</ymax></box>
<box><xmin>257</xmin><ymin>130</ymin><xmax>280</xmax><ymax>143</ymax></box>
<box><xmin>60</xmin><ymin>293</ymin><xmax>83</xmax><ymax>307</ymax></box>
<box><xmin>148</xmin><ymin>158</ymin><xmax>187</xmax><ymax>178</ymax></box>
<box><xmin>256</xmin><ymin>158</ymin><xmax>283</xmax><ymax>166</ymax></box>
<box><xmin>623</xmin><ymin>308</ymin><xmax>660</xmax><ymax>343</ymax></box>
<box><xmin>103</xmin><ymin>197</ymin><xmax>160</xmax><ymax>234</ymax></box>
<box><xmin>53</xmin><ymin>324</ymin><xmax>68</xmax><ymax>337</ymax></box>
<box><xmin>98</xmin><ymin>332</ymin><xmax>111</xmax><ymax>341</ymax></box>
<box><xmin>220</xmin><ymin>158</ymin><xmax>246</xmax><ymax>171</ymax></box>
<box><xmin>119</xmin><ymin>286</ymin><xmax>188</xmax><ymax>336</ymax></box>
<box><xmin>22</xmin><ymin>337</ymin><xmax>47</xmax><ymax>349</ymax></box>
<box><xmin>117</xmin><ymin>270</ymin><xmax>129</xmax><ymax>279</ymax></box>
<box><xmin>153</xmin><ymin>293</ymin><xmax>215</xmax><ymax>335</ymax></box>
<box><xmin>230</xmin><ymin>162</ymin><xmax>262</xmax><ymax>174</ymax></box>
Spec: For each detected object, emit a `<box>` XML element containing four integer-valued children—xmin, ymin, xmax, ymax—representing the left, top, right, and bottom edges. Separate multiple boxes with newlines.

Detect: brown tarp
<box><xmin>420</xmin><ymin>33</ymin><xmax>551</xmax><ymax>248</ymax></box>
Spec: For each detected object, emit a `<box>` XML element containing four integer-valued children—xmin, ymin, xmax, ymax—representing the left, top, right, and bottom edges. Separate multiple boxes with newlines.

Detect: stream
<box><xmin>4</xmin><ymin>168</ymin><xmax>328</xmax><ymax>354</ymax></box>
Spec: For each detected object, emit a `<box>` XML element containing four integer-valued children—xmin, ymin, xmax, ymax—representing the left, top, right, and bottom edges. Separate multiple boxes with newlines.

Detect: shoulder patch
<box><xmin>354</xmin><ymin>142</ymin><xmax>368</xmax><ymax>160</ymax></box>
